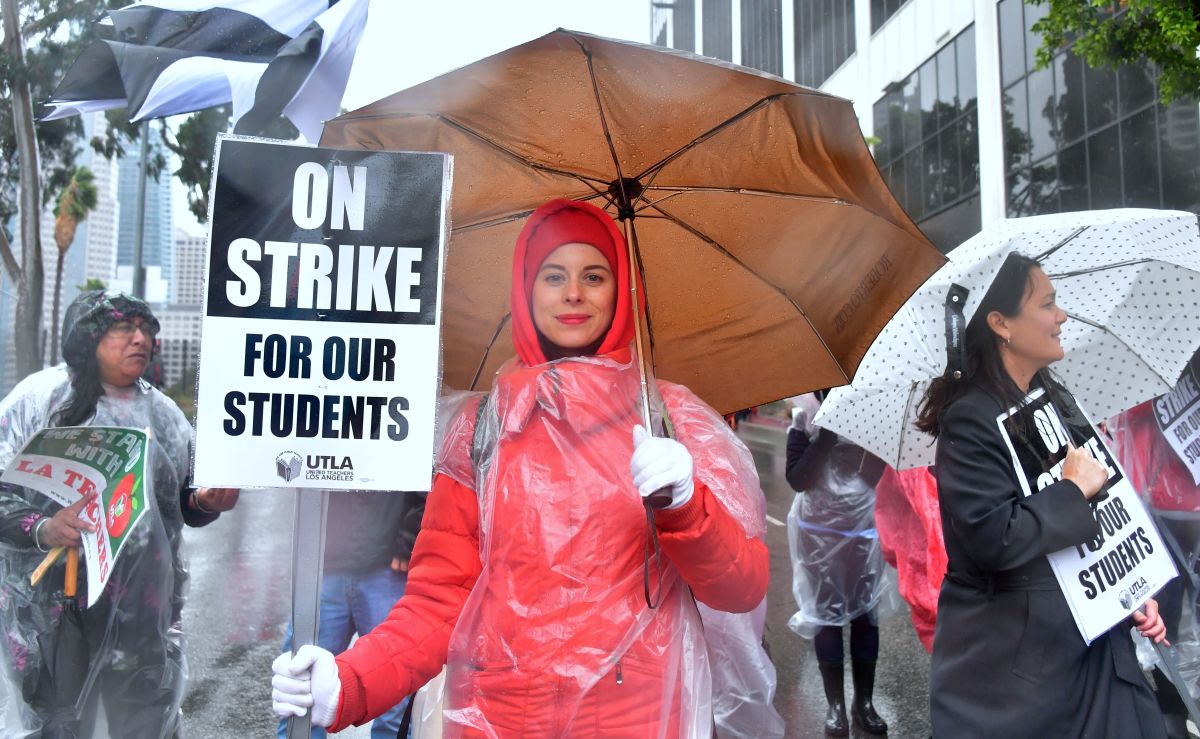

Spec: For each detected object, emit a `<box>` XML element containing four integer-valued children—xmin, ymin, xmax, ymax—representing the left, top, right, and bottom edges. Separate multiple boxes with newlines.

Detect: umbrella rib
<box><xmin>1032</xmin><ymin>226</ymin><xmax>1088</xmax><ymax>262</ymax></box>
<box><xmin>434</xmin><ymin>114</ymin><xmax>612</xmax><ymax>187</ymax></box>
<box><xmin>1064</xmin><ymin>311</ymin><xmax>1177</xmax><ymax>386</ymax></box>
<box><xmin>470</xmin><ymin>313</ymin><xmax>512</xmax><ymax>391</ymax></box>
<box><xmin>650</xmin><ymin>206</ymin><xmax>849</xmax><ymax>384</ymax></box>
<box><xmin>634</xmin><ymin>93</ymin><xmax>795</xmax><ymax>182</ymax></box>
<box><xmin>575</xmin><ymin>35</ymin><xmax>631</xmax><ymax>209</ymax></box>
<box><xmin>452</xmin><ymin>192</ymin><xmax>612</xmax><ymax>235</ymax></box>
<box><xmin>1045</xmin><ymin>258</ymin><xmax>1154</xmax><ymax>280</ymax></box>
<box><xmin>897</xmin><ymin>381</ymin><xmax>920</xmax><ymax>465</ymax></box>
<box><xmin>636</xmin><ymin>186</ymin><xmax>849</xmax><ymax>209</ymax></box>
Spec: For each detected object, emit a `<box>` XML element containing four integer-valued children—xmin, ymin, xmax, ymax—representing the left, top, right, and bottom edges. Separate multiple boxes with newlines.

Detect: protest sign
<box><xmin>0</xmin><ymin>426</ymin><xmax>148</xmax><ymax>607</ymax></box>
<box><xmin>996</xmin><ymin>388</ymin><xmax>1176</xmax><ymax>643</ymax></box>
<box><xmin>1153</xmin><ymin>361</ymin><xmax>1200</xmax><ymax>485</ymax></box>
<box><xmin>194</xmin><ymin>136</ymin><xmax>450</xmax><ymax>491</ymax></box>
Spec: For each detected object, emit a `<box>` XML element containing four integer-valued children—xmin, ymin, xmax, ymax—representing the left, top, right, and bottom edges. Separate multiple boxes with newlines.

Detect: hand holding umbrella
<box><xmin>630</xmin><ymin>425</ymin><xmax>693</xmax><ymax>510</ymax></box>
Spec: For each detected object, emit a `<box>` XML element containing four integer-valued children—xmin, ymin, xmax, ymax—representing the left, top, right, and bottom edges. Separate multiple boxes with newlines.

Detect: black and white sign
<box><xmin>194</xmin><ymin>136</ymin><xmax>449</xmax><ymax>491</ymax></box>
<box><xmin>1154</xmin><ymin>361</ymin><xmax>1200</xmax><ymax>485</ymax></box>
<box><xmin>996</xmin><ymin>388</ymin><xmax>1177</xmax><ymax>643</ymax></box>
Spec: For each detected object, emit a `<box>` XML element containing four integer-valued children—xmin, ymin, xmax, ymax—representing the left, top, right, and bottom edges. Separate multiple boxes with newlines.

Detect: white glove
<box><xmin>271</xmin><ymin>645</ymin><xmax>341</xmax><ymax>728</ymax></box>
<box><xmin>630</xmin><ymin>425</ymin><xmax>695</xmax><ymax>510</ymax></box>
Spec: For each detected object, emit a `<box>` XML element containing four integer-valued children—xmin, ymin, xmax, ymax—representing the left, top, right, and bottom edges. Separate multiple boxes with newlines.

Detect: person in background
<box><xmin>276</xmin><ymin>490</ymin><xmax>424</xmax><ymax>739</ymax></box>
<box><xmin>0</xmin><ymin>290</ymin><xmax>238</xmax><ymax>738</ymax></box>
<box><xmin>1108</xmin><ymin>349</ymin><xmax>1200</xmax><ymax>739</ymax></box>
<box><xmin>785</xmin><ymin>392</ymin><xmax>889</xmax><ymax>736</ymax></box>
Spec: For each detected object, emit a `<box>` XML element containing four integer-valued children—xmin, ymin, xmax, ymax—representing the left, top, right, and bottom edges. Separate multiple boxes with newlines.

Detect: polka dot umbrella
<box><xmin>815</xmin><ymin>208</ymin><xmax>1200</xmax><ymax>469</ymax></box>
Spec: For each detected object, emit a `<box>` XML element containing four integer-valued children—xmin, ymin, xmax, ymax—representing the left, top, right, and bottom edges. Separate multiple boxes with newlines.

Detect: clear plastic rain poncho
<box><xmin>427</xmin><ymin>349</ymin><xmax>767</xmax><ymax>738</ymax></box>
<box><xmin>697</xmin><ymin>599</ymin><xmax>786</xmax><ymax>739</ymax></box>
<box><xmin>787</xmin><ymin>395</ymin><xmax>895</xmax><ymax>638</ymax></box>
<box><xmin>0</xmin><ymin>365</ymin><xmax>191</xmax><ymax>738</ymax></box>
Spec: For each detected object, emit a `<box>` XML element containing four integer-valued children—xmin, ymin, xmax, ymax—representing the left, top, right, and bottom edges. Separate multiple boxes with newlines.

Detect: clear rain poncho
<box><xmin>787</xmin><ymin>395</ymin><xmax>895</xmax><ymax>638</ymax></box>
<box><xmin>0</xmin><ymin>366</ymin><xmax>192</xmax><ymax>738</ymax></box>
<box><xmin>426</xmin><ymin>350</ymin><xmax>768</xmax><ymax>738</ymax></box>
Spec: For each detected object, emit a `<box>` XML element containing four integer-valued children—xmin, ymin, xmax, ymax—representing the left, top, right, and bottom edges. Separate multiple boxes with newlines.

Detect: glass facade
<box><xmin>873</xmin><ymin>26</ymin><xmax>980</xmax><ymax>251</ymax></box>
<box><xmin>703</xmin><ymin>0</ymin><xmax>733</xmax><ymax>61</ymax></box>
<box><xmin>741</xmin><ymin>0</ymin><xmax>783</xmax><ymax>76</ymax></box>
<box><xmin>794</xmin><ymin>0</ymin><xmax>856</xmax><ymax>88</ymax></box>
<box><xmin>652</xmin><ymin>0</ymin><xmax>696</xmax><ymax>52</ymax></box>
<box><xmin>998</xmin><ymin>0</ymin><xmax>1200</xmax><ymax>216</ymax></box>
<box><xmin>870</xmin><ymin>0</ymin><xmax>911</xmax><ymax>33</ymax></box>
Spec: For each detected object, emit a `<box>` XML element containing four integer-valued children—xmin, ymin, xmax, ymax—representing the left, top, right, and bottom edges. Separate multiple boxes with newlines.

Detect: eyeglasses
<box><xmin>107</xmin><ymin>320</ymin><xmax>159</xmax><ymax>342</ymax></box>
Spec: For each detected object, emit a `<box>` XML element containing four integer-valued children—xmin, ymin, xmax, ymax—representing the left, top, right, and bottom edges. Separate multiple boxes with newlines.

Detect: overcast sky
<box><xmin>175</xmin><ymin>0</ymin><xmax>651</xmax><ymax>234</ymax></box>
<box><xmin>342</xmin><ymin>0</ymin><xmax>651</xmax><ymax>110</ymax></box>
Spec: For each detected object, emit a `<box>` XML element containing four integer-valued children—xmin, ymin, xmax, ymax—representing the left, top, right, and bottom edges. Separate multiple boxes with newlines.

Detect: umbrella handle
<box><xmin>644</xmin><ymin>489</ymin><xmax>675</xmax><ymax>509</ymax></box>
<box><xmin>619</xmin><ymin>218</ymin><xmax>675</xmax><ymax>511</ymax></box>
<box><xmin>64</xmin><ymin>547</ymin><xmax>78</xmax><ymax>598</ymax></box>
<box><xmin>30</xmin><ymin>547</ymin><xmax>65</xmax><ymax>587</ymax></box>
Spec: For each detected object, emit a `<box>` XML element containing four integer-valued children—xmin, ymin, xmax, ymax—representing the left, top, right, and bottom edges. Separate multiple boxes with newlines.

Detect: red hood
<box><xmin>510</xmin><ymin>199</ymin><xmax>636</xmax><ymax>366</ymax></box>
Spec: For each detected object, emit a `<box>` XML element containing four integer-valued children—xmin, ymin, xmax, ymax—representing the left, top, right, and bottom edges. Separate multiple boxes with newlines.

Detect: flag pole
<box><xmin>132</xmin><ymin>120</ymin><xmax>149</xmax><ymax>299</ymax></box>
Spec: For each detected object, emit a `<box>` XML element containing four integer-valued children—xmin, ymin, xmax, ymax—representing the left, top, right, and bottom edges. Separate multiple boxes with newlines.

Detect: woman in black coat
<box><xmin>916</xmin><ymin>253</ymin><xmax>1168</xmax><ymax>738</ymax></box>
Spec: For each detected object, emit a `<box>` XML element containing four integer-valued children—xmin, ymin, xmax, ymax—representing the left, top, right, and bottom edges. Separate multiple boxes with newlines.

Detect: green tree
<box><xmin>165</xmin><ymin>105</ymin><xmax>298</xmax><ymax>224</ymax></box>
<box><xmin>1028</xmin><ymin>0</ymin><xmax>1200</xmax><ymax>104</ymax></box>
<box><xmin>77</xmin><ymin>277</ymin><xmax>106</xmax><ymax>291</ymax></box>
<box><xmin>1</xmin><ymin>0</ymin><xmax>116</xmax><ymax>379</ymax></box>
<box><xmin>50</xmin><ymin>165</ymin><xmax>97</xmax><ymax>362</ymax></box>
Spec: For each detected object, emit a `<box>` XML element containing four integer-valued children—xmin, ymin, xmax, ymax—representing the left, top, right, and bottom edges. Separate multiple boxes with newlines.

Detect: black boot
<box><xmin>851</xmin><ymin>660</ymin><xmax>888</xmax><ymax>734</ymax></box>
<box><xmin>818</xmin><ymin>661</ymin><xmax>849</xmax><ymax>737</ymax></box>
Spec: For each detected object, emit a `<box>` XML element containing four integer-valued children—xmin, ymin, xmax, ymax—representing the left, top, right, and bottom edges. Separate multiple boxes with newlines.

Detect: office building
<box><xmin>651</xmin><ymin>0</ymin><xmax>1200</xmax><ymax>251</ymax></box>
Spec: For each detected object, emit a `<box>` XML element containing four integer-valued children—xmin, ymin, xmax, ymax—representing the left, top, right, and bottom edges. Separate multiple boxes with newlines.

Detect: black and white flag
<box><xmin>42</xmin><ymin>0</ymin><xmax>368</xmax><ymax>141</ymax></box>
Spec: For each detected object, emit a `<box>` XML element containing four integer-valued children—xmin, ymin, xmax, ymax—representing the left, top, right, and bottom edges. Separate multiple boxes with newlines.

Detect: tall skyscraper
<box><xmin>172</xmin><ymin>228</ymin><xmax>207</xmax><ymax>306</ymax></box>
<box><xmin>116</xmin><ymin>121</ymin><xmax>174</xmax><ymax>298</ymax></box>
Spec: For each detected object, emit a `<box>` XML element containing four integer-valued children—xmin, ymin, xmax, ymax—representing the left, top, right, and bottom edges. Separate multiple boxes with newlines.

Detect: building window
<box><xmin>873</xmin><ymin>26</ymin><xmax>979</xmax><ymax>251</ymax></box>
<box><xmin>703</xmin><ymin>0</ymin><xmax>732</xmax><ymax>61</ymax></box>
<box><xmin>652</xmin><ymin>0</ymin><xmax>695</xmax><ymax>52</ymax></box>
<box><xmin>794</xmin><ymin>0</ymin><xmax>855</xmax><ymax>88</ymax></box>
<box><xmin>871</xmin><ymin>0</ymin><xmax>911</xmax><ymax>33</ymax></box>
<box><xmin>741</xmin><ymin>0</ymin><xmax>782</xmax><ymax>76</ymax></box>
<box><xmin>999</xmin><ymin>0</ymin><xmax>1200</xmax><ymax>216</ymax></box>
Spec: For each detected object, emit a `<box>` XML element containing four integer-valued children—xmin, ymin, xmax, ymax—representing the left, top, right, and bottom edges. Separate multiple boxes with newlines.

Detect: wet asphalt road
<box><xmin>177</xmin><ymin>422</ymin><xmax>931</xmax><ymax>738</ymax></box>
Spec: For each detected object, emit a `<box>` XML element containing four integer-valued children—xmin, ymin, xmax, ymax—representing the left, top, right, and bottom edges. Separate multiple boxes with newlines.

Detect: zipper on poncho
<box><xmin>615</xmin><ymin>661</ymin><xmax>623</xmax><ymax>685</ymax></box>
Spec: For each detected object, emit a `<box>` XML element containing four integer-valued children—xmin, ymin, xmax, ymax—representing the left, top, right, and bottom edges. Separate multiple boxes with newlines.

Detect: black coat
<box><xmin>324</xmin><ymin>490</ymin><xmax>425</xmax><ymax>573</ymax></box>
<box><xmin>929</xmin><ymin>386</ymin><xmax>1165</xmax><ymax>738</ymax></box>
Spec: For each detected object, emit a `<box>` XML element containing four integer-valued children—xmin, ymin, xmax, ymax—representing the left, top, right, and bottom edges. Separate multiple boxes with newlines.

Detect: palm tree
<box><xmin>50</xmin><ymin>166</ymin><xmax>98</xmax><ymax>364</ymax></box>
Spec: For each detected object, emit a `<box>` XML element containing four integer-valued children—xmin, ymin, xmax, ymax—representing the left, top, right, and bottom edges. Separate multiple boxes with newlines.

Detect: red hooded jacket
<box><xmin>331</xmin><ymin>200</ymin><xmax>770</xmax><ymax>737</ymax></box>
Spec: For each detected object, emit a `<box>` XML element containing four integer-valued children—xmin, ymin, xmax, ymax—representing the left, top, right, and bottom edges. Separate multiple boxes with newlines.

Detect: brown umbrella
<box><xmin>321</xmin><ymin>29</ymin><xmax>944</xmax><ymax>414</ymax></box>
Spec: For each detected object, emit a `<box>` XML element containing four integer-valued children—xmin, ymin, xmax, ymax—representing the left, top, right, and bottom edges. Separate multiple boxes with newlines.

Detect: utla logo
<box><xmin>307</xmin><ymin>455</ymin><xmax>354</xmax><ymax>470</ymax></box>
<box><xmin>275</xmin><ymin>451</ymin><xmax>302</xmax><ymax>482</ymax></box>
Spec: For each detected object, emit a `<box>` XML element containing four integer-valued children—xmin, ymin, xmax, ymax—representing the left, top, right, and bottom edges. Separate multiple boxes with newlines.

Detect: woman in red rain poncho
<box><xmin>271</xmin><ymin>199</ymin><xmax>771</xmax><ymax>738</ymax></box>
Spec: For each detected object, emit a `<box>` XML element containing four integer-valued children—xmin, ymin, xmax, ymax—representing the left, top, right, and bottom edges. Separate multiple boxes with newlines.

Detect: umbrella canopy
<box><xmin>320</xmin><ymin>29</ymin><xmax>944</xmax><ymax>414</ymax></box>
<box><xmin>816</xmin><ymin>208</ymin><xmax>1200</xmax><ymax>469</ymax></box>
